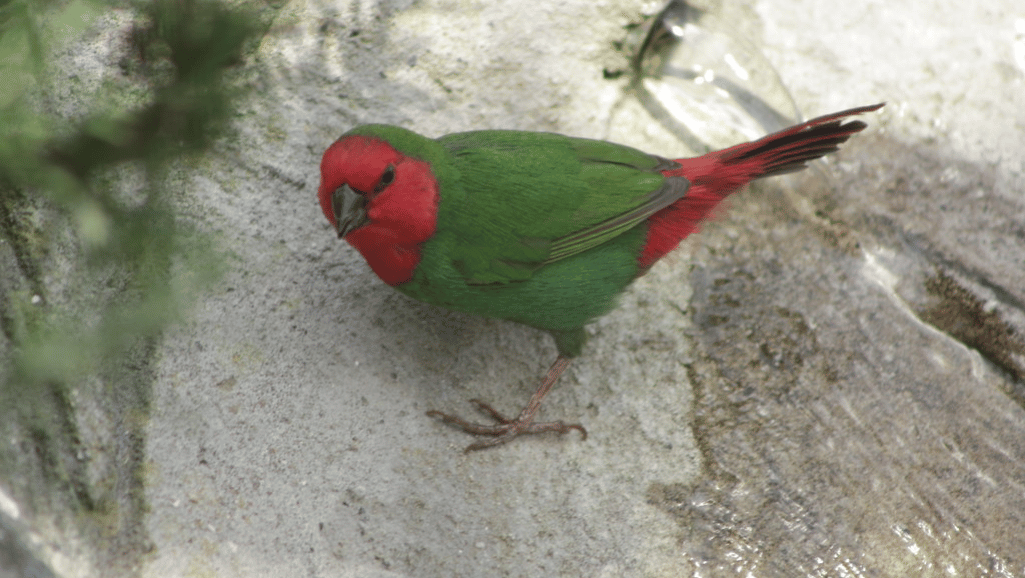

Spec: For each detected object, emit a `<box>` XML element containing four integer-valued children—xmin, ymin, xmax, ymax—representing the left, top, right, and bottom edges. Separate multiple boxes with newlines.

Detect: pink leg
<box><xmin>426</xmin><ymin>355</ymin><xmax>587</xmax><ymax>452</ymax></box>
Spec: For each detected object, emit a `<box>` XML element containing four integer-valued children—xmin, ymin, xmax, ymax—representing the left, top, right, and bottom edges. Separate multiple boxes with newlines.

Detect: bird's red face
<box><xmin>317</xmin><ymin>135</ymin><xmax>439</xmax><ymax>285</ymax></box>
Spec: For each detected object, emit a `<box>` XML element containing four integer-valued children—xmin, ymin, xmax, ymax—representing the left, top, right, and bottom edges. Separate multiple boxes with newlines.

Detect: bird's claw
<box><xmin>426</xmin><ymin>399</ymin><xmax>587</xmax><ymax>452</ymax></box>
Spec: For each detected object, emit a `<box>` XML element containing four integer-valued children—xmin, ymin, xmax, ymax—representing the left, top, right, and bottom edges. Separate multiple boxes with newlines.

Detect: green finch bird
<box><xmin>318</xmin><ymin>103</ymin><xmax>883</xmax><ymax>451</ymax></box>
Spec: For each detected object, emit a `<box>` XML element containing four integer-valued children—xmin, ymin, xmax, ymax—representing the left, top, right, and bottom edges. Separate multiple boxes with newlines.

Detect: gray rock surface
<box><xmin>3</xmin><ymin>0</ymin><xmax>1024</xmax><ymax>576</ymax></box>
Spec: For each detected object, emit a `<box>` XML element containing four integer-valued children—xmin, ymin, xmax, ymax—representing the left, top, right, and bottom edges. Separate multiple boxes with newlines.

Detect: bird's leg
<box><xmin>426</xmin><ymin>355</ymin><xmax>587</xmax><ymax>452</ymax></box>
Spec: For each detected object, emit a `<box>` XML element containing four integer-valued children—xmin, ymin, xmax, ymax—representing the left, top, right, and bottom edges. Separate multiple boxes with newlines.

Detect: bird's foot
<box><xmin>427</xmin><ymin>398</ymin><xmax>587</xmax><ymax>452</ymax></box>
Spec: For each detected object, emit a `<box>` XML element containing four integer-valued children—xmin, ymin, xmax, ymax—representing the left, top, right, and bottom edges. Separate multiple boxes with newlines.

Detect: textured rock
<box><xmin>3</xmin><ymin>0</ymin><xmax>1023</xmax><ymax>577</ymax></box>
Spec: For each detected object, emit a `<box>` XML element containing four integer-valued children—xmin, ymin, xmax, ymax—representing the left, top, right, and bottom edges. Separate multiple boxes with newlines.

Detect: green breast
<box><xmin>397</xmin><ymin>223</ymin><xmax>645</xmax><ymax>334</ymax></box>
<box><xmin>391</xmin><ymin>129</ymin><xmax>660</xmax><ymax>341</ymax></box>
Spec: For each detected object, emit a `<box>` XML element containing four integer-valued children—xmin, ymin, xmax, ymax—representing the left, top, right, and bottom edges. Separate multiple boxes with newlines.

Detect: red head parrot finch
<box><xmin>318</xmin><ymin>103</ymin><xmax>883</xmax><ymax>451</ymax></box>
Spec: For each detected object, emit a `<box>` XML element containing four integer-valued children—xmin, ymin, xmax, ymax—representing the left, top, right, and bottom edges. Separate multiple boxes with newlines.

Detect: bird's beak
<box><xmin>331</xmin><ymin>184</ymin><xmax>370</xmax><ymax>239</ymax></box>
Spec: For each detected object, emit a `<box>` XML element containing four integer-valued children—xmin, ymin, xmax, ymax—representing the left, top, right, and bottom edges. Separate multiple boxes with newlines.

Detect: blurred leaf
<box><xmin>1</xmin><ymin>0</ymin><xmax>266</xmax><ymax>390</ymax></box>
<box><xmin>0</xmin><ymin>5</ymin><xmax>272</xmax><ymax>569</ymax></box>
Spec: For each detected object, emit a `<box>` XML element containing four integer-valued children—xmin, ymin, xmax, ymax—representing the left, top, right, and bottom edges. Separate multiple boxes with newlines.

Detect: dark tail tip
<box><xmin>731</xmin><ymin>102</ymin><xmax>884</xmax><ymax>177</ymax></box>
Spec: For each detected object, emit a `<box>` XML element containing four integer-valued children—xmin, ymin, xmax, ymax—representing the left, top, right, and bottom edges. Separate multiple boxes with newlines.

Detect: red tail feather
<box><xmin>637</xmin><ymin>103</ymin><xmax>883</xmax><ymax>270</ymax></box>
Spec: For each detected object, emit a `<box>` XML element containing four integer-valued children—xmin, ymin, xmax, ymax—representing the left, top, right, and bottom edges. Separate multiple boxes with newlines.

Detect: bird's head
<box><xmin>317</xmin><ymin>127</ymin><xmax>441</xmax><ymax>285</ymax></box>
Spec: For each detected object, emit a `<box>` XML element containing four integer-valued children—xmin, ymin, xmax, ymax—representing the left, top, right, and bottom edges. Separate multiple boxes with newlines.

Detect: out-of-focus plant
<box><xmin>0</xmin><ymin>0</ymin><xmax>264</xmax><ymax>397</ymax></box>
<box><xmin>0</xmin><ymin>3</ymin><xmax>270</xmax><ymax>572</ymax></box>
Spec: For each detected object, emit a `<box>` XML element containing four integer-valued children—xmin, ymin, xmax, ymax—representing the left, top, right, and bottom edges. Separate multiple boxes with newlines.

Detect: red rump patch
<box><xmin>638</xmin><ymin>155</ymin><xmax>742</xmax><ymax>270</ymax></box>
<box><xmin>318</xmin><ymin>136</ymin><xmax>439</xmax><ymax>286</ymax></box>
<box><xmin>637</xmin><ymin>103</ymin><xmax>881</xmax><ymax>270</ymax></box>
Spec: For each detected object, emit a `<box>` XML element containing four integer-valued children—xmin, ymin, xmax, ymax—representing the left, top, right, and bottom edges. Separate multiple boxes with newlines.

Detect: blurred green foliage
<box><xmin>0</xmin><ymin>0</ymin><xmax>265</xmax><ymax>393</ymax></box>
<box><xmin>0</xmin><ymin>2</ymin><xmax>274</xmax><ymax>571</ymax></box>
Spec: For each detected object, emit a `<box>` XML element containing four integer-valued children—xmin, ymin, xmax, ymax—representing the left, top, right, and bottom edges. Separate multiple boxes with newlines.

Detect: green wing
<box><xmin>436</xmin><ymin>130</ymin><xmax>690</xmax><ymax>285</ymax></box>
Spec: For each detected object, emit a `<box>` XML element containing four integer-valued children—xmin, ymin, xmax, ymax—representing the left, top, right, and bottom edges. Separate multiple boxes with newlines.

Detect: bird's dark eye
<box><xmin>375</xmin><ymin>164</ymin><xmax>396</xmax><ymax>192</ymax></box>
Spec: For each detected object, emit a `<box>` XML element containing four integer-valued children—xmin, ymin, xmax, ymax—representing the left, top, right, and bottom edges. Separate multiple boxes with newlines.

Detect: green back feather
<box><xmin>350</xmin><ymin>126</ymin><xmax>689</xmax><ymax>354</ymax></box>
<box><xmin>436</xmin><ymin>130</ymin><xmax>685</xmax><ymax>283</ymax></box>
